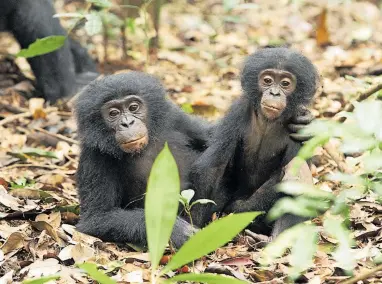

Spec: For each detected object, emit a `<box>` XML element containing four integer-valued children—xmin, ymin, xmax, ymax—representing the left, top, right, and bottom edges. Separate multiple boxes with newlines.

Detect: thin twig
<box><xmin>340</xmin><ymin>264</ymin><xmax>382</xmax><ymax>284</ymax></box>
<box><xmin>0</xmin><ymin>111</ymin><xmax>32</xmax><ymax>126</ymax></box>
<box><xmin>33</xmin><ymin>127</ymin><xmax>78</xmax><ymax>145</ymax></box>
<box><xmin>1</xmin><ymin>163</ymin><xmax>68</xmax><ymax>171</ymax></box>
<box><xmin>0</xmin><ymin>107</ymin><xmax>57</xmax><ymax>126</ymax></box>
<box><xmin>338</xmin><ymin>82</ymin><xmax>382</xmax><ymax>122</ymax></box>
<box><xmin>323</xmin><ymin>82</ymin><xmax>382</xmax><ymax>172</ymax></box>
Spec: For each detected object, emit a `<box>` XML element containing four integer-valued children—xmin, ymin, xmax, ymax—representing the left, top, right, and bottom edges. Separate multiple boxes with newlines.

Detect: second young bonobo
<box><xmin>75</xmin><ymin>72</ymin><xmax>211</xmax><ymax>248</ymax></box>
<box><xmin>190</xmin><ymin>48</ymin><xmax>319</xmax><ymax>237</ymax></box>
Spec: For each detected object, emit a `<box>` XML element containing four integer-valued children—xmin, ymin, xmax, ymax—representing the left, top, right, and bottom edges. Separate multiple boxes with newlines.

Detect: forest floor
<box><xmin>1</xmin><ymin>0</ymin><xmax>382</xmax><ymax>283</ymax></box>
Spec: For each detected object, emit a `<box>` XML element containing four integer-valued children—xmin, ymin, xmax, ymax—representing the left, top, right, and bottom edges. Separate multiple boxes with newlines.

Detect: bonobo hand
<box><xmin>287</xmin><ymin>105</ymin><xmax>315</xmax><ymax>142</ymax></box>
<box><xmin>170</xmin><ymin>217</ymin><xmax>199</xmax><ymax>249</ymax></box>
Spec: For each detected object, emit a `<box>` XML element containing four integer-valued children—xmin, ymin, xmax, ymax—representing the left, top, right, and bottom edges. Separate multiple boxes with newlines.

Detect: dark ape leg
<box><xmin>271</xmin><ymin>214</ymin><xmax>307</xmax><ymax>238</ymax></box>
<box><xmin>223</xmin><ymin>169</ymin><xmax>284</xmax><ymax>214</ymax></box>
<box><xmin>6</xmin><ymin>0</ymin><xmax>76</xmax><ymax>102</ymax></box>
<box><xmin>77</xmin><ymin>208</ymin><xmax>195</xmax><ymax>249</ymax></box>
<box><xmin>69</xmin><ymin>38</ymin><xmax>98</xmax><ymax>73</ymax></box>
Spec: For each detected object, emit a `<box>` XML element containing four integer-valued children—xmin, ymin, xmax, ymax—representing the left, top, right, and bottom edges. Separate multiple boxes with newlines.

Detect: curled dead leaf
<box><xmin>71</xmin><ymin>243</ymin><xmax>95</xmax><ymax>263</ymax></box>
<box><xmin>30</xmin><ymin>220</ymin><xmax>65</xmax><ymax>246</ymax></box>
<box><xmin>36</xmin><ymin>212</ymin><xmax>62</xmax><ymax>229</ymax></box>
<box><xmin>1</xmin><ymin>232</ymin><xmax>25</xmax><ymax>254</ymax></box>
<box><xmin>0</xmin><ymin>185</ymin><xmax>21</xmax><ymax>210</ymax></box>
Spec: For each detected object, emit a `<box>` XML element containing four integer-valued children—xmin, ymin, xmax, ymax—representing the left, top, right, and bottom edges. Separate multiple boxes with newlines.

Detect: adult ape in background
<box><xmin>190</xmin><ymin>48</ymin><xmax>319</xmax><ymax>237</ymax></box>
<box><xmin>75</xmin><ymin>72</ymin><xmax>211</xmax><ymax>248</ymax></box>
<box><xmin>0</xmin><ymin>0</ymin><xmax>98</xmax><ymax>102</ymax></box>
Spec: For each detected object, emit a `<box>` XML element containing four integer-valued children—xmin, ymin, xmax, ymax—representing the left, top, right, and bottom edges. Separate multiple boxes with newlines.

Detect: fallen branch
<box><xmin>323</xmin><ymin>142</ymin><xmax>351</xmax><ymax>174</ymax></box>
<box><xmin>33</xmin><ymin>127</ymin><xmax>78</xmax><ymax>145</ymax></box>
<box><xmin>340</xmin><ymin>263</ymin><xmax>382</xmax><ymax>284</ymax></box>
<box><xmin>0</xmin><ymin>107</ymin><xmax>56</xmax><ymax>126</ymax></box>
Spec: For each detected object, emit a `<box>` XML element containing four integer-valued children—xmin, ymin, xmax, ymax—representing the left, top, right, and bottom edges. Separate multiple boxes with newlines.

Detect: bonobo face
<box><xmin>101</xmin><ymin>95</ymin><xmax>149</xmax><ymax>153</ymax></box>
<box><xmin>258</xmin><ymin>69</ymin><xmax>296</xmax><ymax>120</ymax></box>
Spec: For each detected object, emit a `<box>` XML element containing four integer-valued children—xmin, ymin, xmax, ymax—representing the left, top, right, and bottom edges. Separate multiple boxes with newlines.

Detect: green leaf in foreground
<box><xmin>9</xmin><ymin>147</ymin><xmax>58</xmax><ymax>159</ymax></box>
<box><xmin>164</xmin><ymin>273</ymin><xmax>248</xmax><ymax>284</ymax></box>
<box><xmin>85</xmin><ymin>12</ymin><xmax>103</xmax><ymax>36</ymax></box>
<box><xmin>16</xmin><ymin>36</ymin><xmax>66</xmax><ymax>58</ymax></box>
<box><xmin>298</xmin><ymin>134</ymin><xmax>330</xmax><ymax>160</ymax></box>
<box><xmin>22</xmin><ymin>275</ymin><xmax>60</xmax><ymax>284</ymax></box>
<box><xmin>260</xmin><ymin>224</ymin><xmax>305</xmax><ymax>265</ymax></box>
<box><xmin>145</xmin><ymin>143</ymin><xmax>180</xmax><ymax>271</ymax></box>
<box><xmin>78</xmin><ymin>263</ymin><xmax>116</xmax><ymax>284</ymax></box>
<box><xmin>161</xmin><ymin>212</ymin><xmax>262</xmax><ymax>275</ymax></box>
<box><xmin>288</xmin><ymin>224</ymin><xmax>318</xmax><ymax>279</ymax></box>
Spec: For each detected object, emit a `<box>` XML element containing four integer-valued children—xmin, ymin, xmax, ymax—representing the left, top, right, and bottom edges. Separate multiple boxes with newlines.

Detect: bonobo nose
<box><xmin>270</xmin><ymin>87</ymin><xmax>280</xmax><ymax>96</ymax></box>
<box><xmin>121</xmin><ymin>120</ymin><xmax>135</xmax><ymax>128</ymax></box>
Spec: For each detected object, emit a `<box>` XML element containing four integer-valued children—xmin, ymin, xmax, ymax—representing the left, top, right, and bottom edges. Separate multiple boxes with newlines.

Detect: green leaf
<box><xmin>161</xmin><ymin>212</ymin><xmax>262</xmax><ymax>274</ymax></box>
<box><xmin>181</xmin><ymin>189</ymin><xmax>195</xmax><ymax>204</ymax></box>
<box><xmin>354</xmin><ymin>101</ymin><xmax>382</xmax><ymax>138</ymax></box>
<box><xmin>191</xmin><ymin>199</ymin><xmax>217</xmax><ymax>207</ymax></box>
<box><xmin>78</xmin><ymin>263</ymin><xmax>116</xmax><ymax>284</ymax></box>
<box><xmin>223</xmin><ymin>0</ymin><xmax>240</xmax><ymax>11</ymax></box>
<box><xmin>323</xmin><ymin>217</ymin><xmax>355</xmax><ymax>271</ymax></box>
<box><xmin>165</xmin><ymin>273</ymin><xmax>248</xmax><ymax>284</ymax></box>
<box><xmin>268</xmin><ymin>196</ymin><xmax>327</xmax><ymax>220</ymax></box>
<box><xmin>16</xmin><ymin>36</ymin><xmax>66</xmax><ymax>58</ymax></box>
<box><xmin>86</xmin><ymin>0</ymin><xmax>113</xmax><ymax>8</ymax></box>
<box><xmin>125</xmin><ymin>18</ymin><xmax>136</xmax><ymax>34</ymax></box>
<box><xmin>19</xmin><ymin>147</ymin><xmax>58</xmax><ymax>159</ymax></box>
<box><xmin>260</xmin><ymin>224</ymin><xmax>305</xmax><ymax>265</ymax></box>
<box><xmin>364</xmin><ymin>152</ymin><xmax>382</xmax><ymax>172</ymax></box>
<box><xmin>22</xmin><ymin>275</ymin><xmax>60</xmax><ymax>284</ymax></box>
<box><xmin>288</xmin><ymin>225</ymin><xmax>318</xmax><ymax>279</ymax></box>
<box><xmin>277</xmin><ymin>181</ymin><xmax>334</xmax><ymax>199</ymax></box>
<box><xmin>85</xmin><ymin>12</ymin><xmax>103</xmax><ymax>36</ymax></box>
<box><xmin>297</xmin><ymin>134</ymin><xmax>330</xmax><ymax>160</ymax></box>
<box><xmin>145</xmin><ymin>143</ymin><xmax>181</xmax><ymax>271</ymax></box>
<box><xmin>326</xmin><ymin>172</ymin><xmax>366</xmax><ymax>186</ymax></box>
<box><xmin>53</xmin><ymin>13</ymin><xmax>84</xmax><ymax>18</ymax></box>
<box><xmin>181</xmin><ymin>103</ymin><xmax>194</xmax><ymax>114</ymax></box>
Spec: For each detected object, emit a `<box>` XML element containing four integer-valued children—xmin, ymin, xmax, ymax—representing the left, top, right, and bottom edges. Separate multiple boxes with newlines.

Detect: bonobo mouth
<box><xmin>120</xmin><ymin>135</ymin><xmax>148</xmax><ymax>152</ymax></box>
<box><xmin>261</xmin><ymin>103</ymin><xmax>281</xmax><ymax>112</ymax></box>
<box><xmin>260</xmin><ymin>103</ymin><xmax>283</xmax><ymax>120</ymax></box>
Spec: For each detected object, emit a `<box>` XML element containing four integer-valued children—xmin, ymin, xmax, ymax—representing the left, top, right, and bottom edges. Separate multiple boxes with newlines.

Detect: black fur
<box><xmin>75</xmin><ymin>72</ymin><xmax>211</xmax><ymax>248</ymax></box>
<box><xmin>190</xmin><ymin>48</ymin><xmax>319</xmax><ymax>237</ymax></box>
<box><xmin>0</xmin><ymin>0</ymin><xmax>98</xmax><ymax>102</ymax></box>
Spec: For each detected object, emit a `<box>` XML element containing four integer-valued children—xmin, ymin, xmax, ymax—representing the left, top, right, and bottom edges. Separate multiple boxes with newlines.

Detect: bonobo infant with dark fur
<box><xmin>190</xmin><ymin>48</ymin><xmax>319</xmax><ymax>237</ymax></box>
<box><xmin>75</xmin><ymin>72</ymin><xmax>211</xmax><ymax>248</ymax></box>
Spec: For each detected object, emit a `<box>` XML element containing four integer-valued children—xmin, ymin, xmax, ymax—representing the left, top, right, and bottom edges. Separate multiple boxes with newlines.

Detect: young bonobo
<box><xmin>75</xmin><ymin>72</ymin><xmax>213</xmax><ymax>248</ymax></box>
<box><xmin>190</xmin><ymin>48</ymin><xmax>319</xmax><ymax>237</ymax></box>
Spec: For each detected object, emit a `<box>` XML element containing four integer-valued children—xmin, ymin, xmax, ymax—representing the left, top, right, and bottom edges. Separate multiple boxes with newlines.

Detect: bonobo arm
<box><xmin>190</xmin><ymin>99</ymin><xmax>249</xmax><ymax>226</ymax></box>
<box><xmin>288</xmin><ymin>105</ymin><xmax>315</xmax><ymax>142</ymax></box>
<box><xmin>76</xmin><ymin>148</ymin><xmax>195</xmax><ymax>248</ymax></box>
<box><xmin>171</xmin><ymin>105</ymin><xmax>214</xmax><ymax>151</ymax></box>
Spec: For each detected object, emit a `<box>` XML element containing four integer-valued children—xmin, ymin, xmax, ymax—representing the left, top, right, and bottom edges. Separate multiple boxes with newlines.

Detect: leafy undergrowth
<box><xmin>1</xmin><ymin>0</ymin><xmax>382</xmax><ymax>283</ymax></box>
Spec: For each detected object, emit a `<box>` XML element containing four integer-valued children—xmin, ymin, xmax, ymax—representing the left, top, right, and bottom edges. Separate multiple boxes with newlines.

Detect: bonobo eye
<box><xmin>263</xmin><ymin>76</ymin><xmax>273</xmax><ymax>85</ymax></box>
<box><xmin>109</xmin><ymin>108</ymin><xmax>120</xmax><ymax>117</ymax></box>
<box><xmin>280</xmin><ymin>79</ymin><xmax>292</xmax><ymax>88</ymax></box>
<box><xmin>128</xmin><ymin>102</ymin><xmax>140</xmax><ymax>112</ymax></box>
